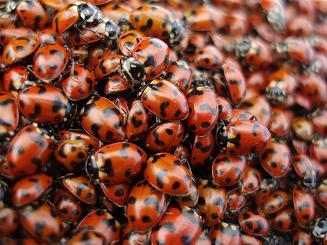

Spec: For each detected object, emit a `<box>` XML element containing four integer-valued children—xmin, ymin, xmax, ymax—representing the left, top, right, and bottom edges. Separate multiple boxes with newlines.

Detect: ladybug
<box><xmin>292</xmin><ymin>154</ymin><xmax>318</xmax><ymax>188</ymax></box>
<box><xmin>102</xmin><ymin>2</ymin><xmax>132</xmax><ymax>32</ymax></box>
<box><xmin>310</xmin><ymin>138</ymin><xmax>327</xmax><ymax>167</ymax></box>
<box><xmin>217</xmin><ymin>120</ymin><xmax>271</xmax><ymax>155</ymax></box>
<box><xmin>87</xmin><ymin>142</ymin><xmax>147</xmax><ymax>185</ymax></box>
<box><xmin>144</xmin><ymin>153</ymin><xmax>193</xmax><ymax>196</ymax></box>
<box><xmin>212</xmin><ymin>153</ymin><xmax>246</xmax><ymax>187</ymax></box>
<box><xmin>238</xmin><ymin>210</ymin><xmax>269</xmax><ymax>236</ymax></box>
<box><xmin>164</xmin><ymin>60</ymin><xmax>192</xmax><ymax>93</ymax></box>
<box><xmin>216</xmin><ymin>96</ymin><xmax>232</xmax><ymax>122</ymax></box>
<box><xmin>197</xmin><ymin>180</ymin><xmax>227</xmax><ymax>227</ymax></box>
<box><xmin>11</xmin><ymin>173</ymin><xmax>53</xmax><ymax>207</ymax></box>
<box><xmin>299</xmin><ymin>74</ymin><xmax>327</xmax><ymax>108</ymax></box>
<box><xmin>19</xmin><ymin>202</ymin><xmax>65</xmax><ymax>243</ymax></box>
<box><xmin>194</xmin><ymin>45</ymin><xmax>224</xmax><ymax>70</ymax></box>
<box><xmin>121</xmin><ymin>223</ymin><xmax>151</xmax><ymax>245</ymax></box>
<box><xmin>61</xmin><ymin>64</ymin><xmax>95</xmax><ymax>101</ymax></box>
<box><xmin>37</xmin><ymin>27</ymin><xmax>62</xmax><ymax>45</ymax></box>
<box><xmin>312</xmin><ymin>109</ymin><xmax>327</xmax><ymax>137</ymax></box>
<box><xmin>87</xmin><ymin>44</ymin><xmax>111</xmax><ymax>69</ymax></box>
<box><xmin>224</xmin><ymin>9</ymin><xmax>250</xmax><ymax>36</ymax></box>
<box><xmin>141</xmin><ymin>79</ymin><xmax>189</xmax><ymax>121</ymax></box>
<box><xmin>62</xmin><ymin>174</ymin><xmax>97</xmax><ymax>205</ymax></box>
<box><xmin>228</xmin><ymin>109</ymin><xmax>256</xmax><ymax>122</ymax></box>
<box><xmin>312</xmin><ymin>217</ymin><xmax>327</xmax><ymax>240</ymax></box>
<box><xmin>190</xmin><ymin>132</ymin><xmax>215</xmax><ymax>167</ymax></box>
<box><xmin>94</xmin><ymin>53</ymin><xmax>122</xmax><ymax>80</ymax></box>
<box><xmin>53</xmin><ymin>2</ymin><xmax>102</xmax><ymax>35</ymax></box>
<box><xmin>268</xmin><ymin>107</ymin><xmax>291</xmax><ymax>137</ymax></box>
<box><xmin>76</xmin><ymin>209</ymin><xmax>121</xmax><ymax>245</ymax></box>
<box><xmin>122</xmin><ymin>37</ymin><xmax>170</xmax><ymax>83</ymax></box>
<box><xmin>130</xmin><ymin>4</ymin><xmax>185</xmax><ymax>45</ymax></box>
<box><xmin>0</xmin><ymin>93</ymin><xmax>19</xmax><ymax>140</ymax></box>
<box><xmin>210</xmin><ymin>222</ymin><xmax>241</xmax><ymax>245</ymax></box>
<box><xmin>260</xmin><ymin>138</ymin><xmax>291</xmax><ymax>177</ymax></box>
<box><xmin>58</xmin><ymin>129</ymin><xmax>101</xmax><ymax>150</ymax></box>
<box><xmin>32</xmin><ymin>44</ymin><xmax>70</xmax><ymax>82</ymax></box>
<box><xmin>126</xmin><ymin>180</ymin><xmax>167</xmax><ymax>232</ymax></box>
<box><xmin>240</xmin><ymin>166</ymin><xmax>262</xmax><ymax>195</ymax></box>
<box><xmin>0</xmin><ymin>26</ymin><xmax>36</xmax><ymax>47</ymax></box>
<box><xmin>80</xmin><ymin>96</ymin><xmax>125</xmax><ymax>142</ymax></box>
<box><xmin>226</xmin><ymin>189</ymin><xmax>247</xmax><ymax>214</ymax></box>
<box><xmin>271</xmin><ymin>207</ymin><xmax>297</xmax><ymax>232</ymax></box>
<box><xmin>118</xmin><ymin>30</ymin><xmax>146</xmax><ymax>56</ymax></box>
<box><xmin>2</xmin><ymin>124</ymin><xmax>53</xmax><ymax>179</ymax></box>
<box><xmin>17</xmin><ymin>84</ymin><xmax>75</xmax><ymax>125</ymax></box>
<box><xmin>291</xmin><ymin>117</ymin><xmax>314</xmax><ymax>142</ymax></box>
<box><xmin>145</xmin><ymin>122</ymin><xmax>184</xmax><ymax>153</ymax></box>
<box><xmin>68</xmin><ymin>230</ymin><xmax>105</xmax><ymax>245</ymax></box>
<box><xmin>0</xmin><ymin>208</ymin><xmax>19</xmax><ymax>237</ymax></box>
<box><xmin>99</xmin><ymin>182</ymin><xmax>130</xmax><ymax>207</ymax></box>
<box><xmin>246</xmin><ymin>71</ymin><xmax>268</xmax><ymax>92</ymax></box>
<box><xmin>254</xmin><ymin>179</ymin><xmax>273</xmax><ymax>207</ymax></box>
<box><xmin>315</xmin><ymin>179</ymin><xmax>327</xmax><ymax>209</ymax></box>
<box><xmin>54</xmin><ymin>140</ymin><xmax>89</xmax><ymax>171</ymax></box>
<box><xmin>103</xmin><ymin>72</ymin><xmax>132</xmax><ymax>96</ymax></box>
<box><xmin>186</xmin><ymin>85</ymin><xmax>218</xmax><ymax>136</ymax></box>
<box><xmin>293</xmin><ymin>230</ymin><xmax>314</xmax><ymax>244</ymax></box>
<box><xmin>151</xmin><ymin>207</ymin><xmax>202</xmax><ymax>245</ymax></box>
<box><xmin>261</xmin><ymin>190</ymin><xmax>289</xmax><ymax>214</ymax></box>
<box><xmin>53</xmin><ymin>189</ymin><xmax>82</xmax><ymax>224</ymax></box>
<box><xmin>292</xmin><ymin>186</ymin><xmax>316</xmax><ymax>226</ymax></box>
<box><xmin>3</xmin><ymin>65</ymin><xmax>29</xmax><ymax>96</ymax></box>
<box><xmin>175</xmin><ymin>180</ymin><xmax>199</xmax><ymax>208</ymax></box>
<box><xmin>125</xmin><ymin>100</ymin><xmax>149</xmax><ymax>140</ymax></box>
<box><xmin>240</xmin><ymin>96</ymin><xmax>271</xmax><ymax>127</ymax></box>
<box><xmin>2</xmin><ymin>36</ymin><xmax>39</xmax><ymax>66</ymax></box>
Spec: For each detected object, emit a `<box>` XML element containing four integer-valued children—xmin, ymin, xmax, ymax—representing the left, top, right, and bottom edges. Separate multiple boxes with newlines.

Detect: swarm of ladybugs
<box><xmin>0</xmin><ymin>0</ymin><xmax>326</xmax><ymax>244</ymax></box>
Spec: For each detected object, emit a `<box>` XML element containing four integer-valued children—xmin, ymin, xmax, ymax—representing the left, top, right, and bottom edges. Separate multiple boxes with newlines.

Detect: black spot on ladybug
<box><xmin>34</xmin><ymin>222</ymin><xmax>46</xmax><ymax>237</ymax></box>
<box><xmin>131</xmin><ymin>116</ymin><xmax>142</xmax><ymax>128</ymax></box>
<box><xmin>201</xmin><ymin>122</ymin><xmax>210</xmax><ymax>128</ymax></box>
<box><xmin>31</xmin><ymin>158</ymin><xmax>42</xmax><ymax>165</ymax></box>
<box><xmin>160</xmin><ymin>101</ymin><xmax>169</xmax><ymax>118</ymax></box>
<box><xmin>166</xmin><ymin>128</ymin><xmax>173</xmax><ymax>135</ymax></box>
<box><xmin>29</xmin><ymin>104</ymin><xmax>41</xmax><ymax>119</ymax></box>
<box><xmin>211</xmin><ymin>213</ymin><xmax>219</xmax><ymax>220</ymax></box>
<box><xmin>143</xmin><ymin>55</ymin><xmax>157</xmax><ymax>68</ymax></box>
<box><xmin>15</xmin><ymin>45</ymin><xmax>25</xmax><ymax>52</ymax></box>
<box><xmin>129</xmin><ymin>215</ymin><xmax>136</xmax><ymax>222</ymax></box>
<box><xmin>174</xmin><ymin>110</ymin><xmax>181</xmax><ymax>118</ymax></box>
<box><xmin>91</xmin><ymin>123</ymin><xmax>101</xmax><ymax>138</ymax></box>
<box><xmin>101</xmin><ymin>158</ymin><xmax>114</xmax><ymax>176</ymax></box>
<box><xmin>245</xmin><ymin>221</ymin><xmax>253</xmax><ymax>230</ymax></box>
<box><xmin>153</xmin><ymin>131</ymin><xmax>165</xmax><ymax>146</ymax></box>
<box><xmin>142</xmin><ymin>215</ymin><xmax>152</xmax><ymax>223</ymax></box>
<box><xmin>106</xmin><ymin>130</ymin><xmax>114</xmax><ymax>139</ymax></box>
<box><xmin>115</xmin><ymin>189</ymin><xmax>124</xmax><ymax>196</ymax></box>
<box><xmin>128</xmin><ymin>196</ymin><xmax>136</xmax><ymax>204</ymax></box>
<box><xmin>172</xmin><ymin>181</ymin><xmax>180</xmax><ymax>189</ymax></box>
<box><xmin>181</xmin><ymin>235</ymin><xmax>191</xmax><ymax>245</ymax></box>
<box><xmin>254</xmin><ymin>220</ymin><xmax>265</xmax><ymax>233</ymax></box>
<box><xmin>140</xmin><ymin>19</ymin><xmax>153</xmax><ymax>32</ymax></box>
<box><xmin>156</xmin><ymin>169</ymin><xmax>168</xmax><ymax>189</ymax></box>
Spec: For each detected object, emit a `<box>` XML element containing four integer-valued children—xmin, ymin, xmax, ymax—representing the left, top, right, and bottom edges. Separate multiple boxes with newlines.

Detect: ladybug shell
<box><xmin>58</xmin><ymin>130</ymin><xmax>101</xmax><ymax>150</ymax></box>
<box><xmin>126</xmin><ymin>180</ymin><xmax>167</xmax><ymax>232</ymax></box>
<box><xmin>268</xmin><ymin>108</ymin><xmax>290</xmax><ymax>136</ymax></box>
<box><xmin>240</xmin><ymin>166</ymin><xmax>262</xmax><ymax>195</ymax></box>
<box><xmin>197</xmin><ymin>180</ymin><xmax>226</xmax><ymax>227</ymax></box>
<box><xmin>3</xmin><ymin>36</ymin><xmax>39</xmax><ymax>66</ymax></box>
<box><xmin>299</xmin><ymin>74</ymin><xmax>327</xmax><ymax>107</ymax></box>
<box><xmin>91</xmin><ymin>142</ymin><xmax>147</xmax><ymax>185</ymax></box>
<box><xmin>164</xmin><ymin>60</ymin><xmax>192</xmax><ymax>93</ymax></box>
<box><xmin>271</xmin><ymin>207</ymin><xmax>297</xmax><ymax>232</ymax></box>
<box><xmin>210</xmin><ymin>222</ymin><xmax>241</xmax><ymax>245</ymax></box>
<box><xmin>186</xmin><ymin>86</ymin><xmax>218</xmax><ymax>136</ymax></box>
<box><xmin>254</xmin><ymin>179</ymin><xmax>272</xmax><ymax>206</ymax></box>
<box><xmin>95</xmin><ymin>53</ymin><xmax>122</xmax><ymax>80</ymax></box>
<box><xmin>19</xmin><ymin>202</ymin><xmax>64</xmax><ymax>243</ymax></box>
<box><xmin>68</xmin><ymin>230</ymin><xmax>105</xmax><ymax>245</ymax></box>
<box><xmin>121</xmin><ymin>223</ymin><xmax>151</xmax><ymax>245</ymax></box>
<box><xmin>16</xmin><ymin>0</ymin><xmax>49</xmax><ymax>29</ymax></box>
<box><xmin>238</xmin><ymin>211</ymin><xmax>269</xmax><ymax>236</ymax></box>
<box><xmin>0</xmin><ymin>93</ymin><xmax>19</xmax><ymax>137</ymax></box>
<box><xmin>144</xmin><ymin>153</ymin><xmax>193</xmax><ymax>196</ymax></box>
<box><xmin>260</xmin><ymin>139</ymin><xmax>291</xmax><ymax>177</ymax></box>
<box><xmin>216</xmin><ymin>96</ymin><xmax>232</xmax><ymax>121</ymax></box>
<box><xmin>32</xmin><ymin>44</ymin><xmax>70</xmax><ymax>82</ymax></box>
<box><xmin>67</xmin><ymin>22</ymin><xmax>106</xmax><ymax>46</ymax></box>
<box><xmin>141</xmin><ymin>79</ymin><xmax>189</xmax><ymax>121</ymax></box>
<box><xmin>285</xmin><ymin>38</ymin><xmax>315</xmax><ymax>64</ymax></box>
<box><xmin>12</xmin><ymin>173</ymin><xmax>53</xmax><ymax>207</ymax></box>
<box><xmin>240</xmin><ymin>96</ymin><xmax>271</xmax><ymax>127</ymax></box>
<box><xmin>291</xmin><ymin>117</ymin><xmax>314</xmax><ymax>141</ymax></box>
<box><xmin>4</xmin><ymin>124</ymin><xmax>53</xmax><ymax>179</ymax></box>
<box><xmin>62</xmin><ymin>64</ymin><xmax>95</xmax><ymax>101</ymax></box>
<box><xmin>292</xmin><ymin>186</ymin><xmax>316</xmax><ymax>226</ymax></box>
<box><xmin>130</xmin><ymin>4</ymin><xmax>176</xmax><ymax>42</ymax></box>
<box><xmin>151</xmin><ymin>207</ymin><xmax>202</xmax><ymax>245</ymax></box>
<box><xmin>241</xmin><ymin>234</ymin><xmax>262</xmax><ymax>245</ymax></box>
<box><xmin>230</xmin><ymin>109</ymin><xmax>256</xmax><ymax>122</ymax></box>
<box><xmin>226</xmin><ymin>189</ymin><xmax>247</xmax><ymax>213</ymax></box>
<box><xmin>87</xmin><ymin>45</ymin><xmax>111</xmax><ymax>69</ymax></box>
<box><xmin>3</xmin><ymin>66</ymin><xmax>29</xmax><ymax>95</ymax></box>
<box><xmin>54</xmin><ymin>140</ymin><xmax>88</xmax><ymax>171</ymax></box>
<box><xmin>310</xmin><ymin>138</ymin><xmax>327</xmax><ymax>166</ymax></box>
<box><xmin>0</xmin><ymin>26</ymin><xmax>36</xmax><ymax>47</ymax></box>
<box><xmin>77</xmin><ymin>209</ymin><xmax>121</xmax><ymax>245</ymax></box>
<box><xmin>133</xmin><ymin>37</ymin><xmax>170</xmax><ymax>81</ymax></box>
<box><xmin>145</xmin><ymin>122</ymin><xmax>184</xmax><ymax>153</ymax></box>
<box><xmin>17</xmin><ymin>85</ymin><xmax>71</xmax><ymax>124</ymax></box>
<box><xmin>315</xmin><ymin>179</ymin><xmax>327</xmax><ymax>209</ymax></box>
<box><xmin>261</xmin><ymin>190</ymin><xmax>289</xmax><ymax>214</ymax></box>
<box><xmin>194</xmin><ymin>45</ymin><xmax>224</xmax><ymax>70</ymax></box>
<box><xmin>53</xmin><ymin>190</ymin><xmax>82</xmax><ymax>223</ymax></box>
<box><xmin>80</xmin><ymin>96</ymin><xmax>125</xmax><ymax>142</ymax></box>
<box><xmin>226</xmin><ymin>120</ymin><xmax>271</xmax><ymax>154</ymax></box>
<box><xmin>175</xmin><ymin>180</ymin><xmax>199</xmax><ymax>208</ymax></box>
<box><xmin>293</xmin><ymin>231</ymin><xmax>314</xmax><ymax>245</ymax></box>
<box><xmin>118</xmin><ymin>30</ymin><xmax>145</xmax><ymax>56</ymax></box>
<box><xmin>292</xmin><ymin>154</ymin><xmax>317</xmax><ymax>185</ymax></box>
<box><xmin>0</xmin><ymin>208</ymin><xmax>19</xmax><ymax>237</ymax></box>
<box><xmin>62</xmin><ymin>175</ymin><xmax>97</xmax><ymax>205</ymax></box>
<box><xmin>99</xmin><ymin>182</ymin><xmax>130</xmax><ymax>207</ymax></box>
<box><xmin>104</xmin><ymin>73</ymin><xmax>132</xmax><ymax>96</ymax></box>
<box><xmin>190</xmin><ymin>132</ymin><xmax>215</xmax><ymax>167</ymax></box>
<box><xmin>126</xmin><ymin>100</ymin><xmax>149</xmax><ymax>140</ymax></box>
<box><xmin>312</xmin><ymin>109</ymin><xmax>327</xmax><ymax>136</ymax></box>
<box><xmin>52</xmin><ymin>4</ymin><xmax>79</xmax><ymax>35</ymax></box>
<box><xmin>212</xmin><ymin>153</ymin><xmax>246</xmax><ymax>186</ymax></box>
<box><xmin>37</xmin><ymin>27</ymin><xmax>59</xmax><ymax>45</ymax></box>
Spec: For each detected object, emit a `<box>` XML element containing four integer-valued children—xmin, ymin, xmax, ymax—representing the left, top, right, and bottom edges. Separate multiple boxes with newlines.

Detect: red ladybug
<box><xmin>126</xmin><ymin>180</ymin><xmax>167</xmax><ymax>232</ymax></box>
<box><xmin>175</xmin><ymin>180</ymin><xmax>199</xmax><ymax>208</ymax></box>
<box><xmin>292</xmin><ymin>186</ymin><xmax>316</xmax><ymax>226</ymax></box>
<box><xmin>190</xmin><ymin>132</ymin><xmax>215</xmax><ymax>167</ymax></box>
<box><xmin>58</xmin><ymin>129</ymin><xmax>101</xmax><ymax>150</ymax></box>
<box><xmin>261</xmin><ymin>190</ymin><xmax>289</xmax><ymax>214</ymax></box>
<box><xmin>102</xmin><ymin>2</ymin><xmax>132</xmax><ymax>32</ymax></box>
<box><xmin>100</xmin><ymin>182</ymin><xmax>130</xmax><ymax>207</ymax></box>
<box><xmin>310</xmin><ymin>138</ymin><xmax>327</xmax><ymax>167</ymax></box>
<box><xmin>292</xmin><ymin>153</ymin><xmax>318</xmax><ymax>188</ymax></box>
<box><xmin>151</xmin><ymin>207</ymin><xmax>202</xmax><ymax>245</ymax></box>
<box><xmin>210</xmin><ymin>222</ymin><xmax>241</xmax><ymax>245</ymax></box>
<box><xmin>125</xmin><ymin>100</ymin><xmax>149</xmax><ymax>140</ymax></box>
<box><xmin>226</xmin><ymin>189</ymin><xmax>247</xmax><ymax>214</ymax></box>
<box><xmin>271</xmin><ymin>207</ymin><xmax>297</xmax><ymax>232</ymax></box>
<box><xmin>216</xmin><ymin>96</ymin><xmax>233</xmax><ymax>121</ymax></box>
<box><xmin>238</xmin><ymin>210</ymin><xmax>269</xmax><ymax>236</ymax></box>
<box><xmin>240</xmin><ymin>166</ymin><xmax>262</xmax><ymax>195</ymax></box>
<box><xmin>87</xmin><ymin>142</ymin><xmax>147</xmax><ymax>185</ymax></box>
<box><xmin>254</xmin><ymin>179</ymin><xmax>273</xmax><ymax>206</ymax></box>
<box><xmin>3</xmin><ymin>65</ymin><xmax>29</xmax><ymax>96</ymax></box>
<box><xmin>0</xmin><ymin>208</ymin><xmax>18</xmax><ymax>237</ymax></box>
<box><xmin>212</xmin><ymin>153</ymin><xmax>246</xmax><ymax>186</ymax></box>
<box><xmin>240</xmin><ymin>96</ymin><xmax>271</xmax><ymax>127</ymax></box>
<box><xmin>144</xmin><ymin>153</ymin><xmax>193</xmax><ymax>196</ymax></box>
<box><xmin>141</xmin><ymin>79</ymin><xmax>189</xmax><ymax>121</ymax></box>
<box><xmin>0</xmin><ymin>93</ymin><xmax>19</xmax><ymax>140</ymax></box>
<box><xmin>164</xmin><ymin>60</ymin><xmax>192</xmax><ymax>93</ymax></box>
<box><xmin>118</xmin><ymin>30</ymin><xmax>145</xmax><ymax>56</ymax></box>
<box><xmin>312</xmin><ymin>109</ymin><xmax>327</xmax><ymax>137</ymax></box>
<box><xmin>17</xmin><ymin>84</ymin><xmax>74</xmax><ymax>125</ymax></box>
<box><xmin>68</xmin><ymin>230</ymin><xmax>105</xmax><ymax>245</ymax></box>
<box><xmin>268</xmin><ymin>107</ymin><xmax>291</xmax><ymax>137</ymax></box>
<box><xmin>0</xmin><ymin>26</ymin><xmax>36</xmax><ymax>47</ymax></box>
<box><xmin>121</xmin><ymin>223</ymin><xmax>151</xmax><ymax>245</ymax></box>
<box><xmin>80</xmin><ymin>96</ymin><xmax>125</xmax><ymax>142</ymax></box>
<box><xmin>103</xmin><ymin>72</ymin><xmax>132</xmax><ymax>96</ymax></box>
<box><xmin>291</xmin><ymin>117</ymin><xmax>314</xmax><ymax>142</ymax></box>
<box><xmin>12</xmin><ymin>173</ymin><xmax>53</xmax><ymax>207</ymax></box>
<box><xmin>194</xmin><ymin>45</ymin><xmax>224</xmax><ymax>70</ymax></box>
<box><xmin>299</xmin><ymin>74</ymin><xmax>327</xmax><ymax>108</ymax></box>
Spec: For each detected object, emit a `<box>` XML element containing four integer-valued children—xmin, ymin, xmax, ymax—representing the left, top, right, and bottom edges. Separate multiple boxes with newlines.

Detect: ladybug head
<box><xmin>170</xmin><ymin>21</ymin><xmax>185</xmax><ymax>44</ymax></box>
<box><xmin>265</xmin><ymin>86</ymin><xmax>287</xmax><ymax>105</ymax></box>
<box><xmin>64</xmin><ymin>102</ymin><xmax>78</xmax><ymax>122</ymax></box>
<box><xmin>85</xmin><ymin>155</ymin><xmax>99</xmax><ymax>182</ymax></box>
<box><xmin>104</xmin><ymin>19</ymin><xmax>120</xmax><ymax>41</ymax></box>
<box><xmin>312</xmin><ymin>218</ymin><xmax>327</xmax><ymax>239</ymax></box>
<box><xmin>5</xmin><ymin>0</ymin><xmax>18</xmax><ymax>12</ymax></box>
<box><xmin>78</xmin><ymin>3</ymin><xmax>102</xmax><ymax>23</ymax></box>
<box><xmin>215</xmin><ymin>121</ymin><xmax>228</xmax><ymax>148</ymax></box>
<box><xmin>303</xmin><ymin>171</ymin><xmax>317</xmax><ymax>189</ymax></box>
<box><xmin>122</xmin><ymin>57</ymin><xmax>145</xmax><ymax>84</ymax></box>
